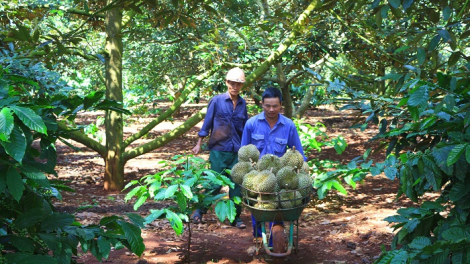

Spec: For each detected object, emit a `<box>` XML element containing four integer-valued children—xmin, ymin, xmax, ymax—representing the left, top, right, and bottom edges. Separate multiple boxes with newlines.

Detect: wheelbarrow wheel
<box><xmin>272</xmin><ymin>224</ymin><xmax>285</xmax><ymax>264</ymax></box>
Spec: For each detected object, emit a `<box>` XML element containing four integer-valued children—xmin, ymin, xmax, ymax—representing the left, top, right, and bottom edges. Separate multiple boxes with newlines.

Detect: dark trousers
<box><xmin>199</xmin><ymin>150</ymin><xmax>242</xmax><ymax>222</ymax></box>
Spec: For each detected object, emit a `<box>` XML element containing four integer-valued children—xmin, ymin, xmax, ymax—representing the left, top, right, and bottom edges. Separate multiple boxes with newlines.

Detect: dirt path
<box><xmin>53</xmin><ymin>106</ymin><xmax>415</xmax><ymax>264</ymax></box>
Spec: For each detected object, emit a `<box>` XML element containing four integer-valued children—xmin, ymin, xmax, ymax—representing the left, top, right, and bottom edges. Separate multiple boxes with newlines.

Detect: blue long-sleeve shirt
<box><xmin>241</xmin><ymin>112</ymin><xmax>306</xmax><ymax>160</ymax></box>
<box><xmin>198</xmin><ymin>92</ymin><xmax>248</xmax><ymax>152</ymax></box>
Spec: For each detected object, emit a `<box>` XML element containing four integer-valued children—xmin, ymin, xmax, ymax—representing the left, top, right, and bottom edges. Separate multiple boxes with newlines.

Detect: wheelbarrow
<box><xmin>241</xmin><ymin>185</ymin><xmax>313</xmax><ymax>263</ymax></box>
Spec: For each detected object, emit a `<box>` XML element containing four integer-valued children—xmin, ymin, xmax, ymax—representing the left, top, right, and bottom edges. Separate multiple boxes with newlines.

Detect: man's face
<box><xmin>262</xmin><ymin>97</ymin><xmax>282</xmax><ymax>119</ymax></box>
<box><xmin>226</xmin><ymin>80</ymin><xmax>243</xmax><ymax>97</ymax></box>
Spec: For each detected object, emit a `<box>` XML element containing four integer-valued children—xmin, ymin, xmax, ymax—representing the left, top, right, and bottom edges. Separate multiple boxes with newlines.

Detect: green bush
<box><xmin>0</xmin><ymin>50</ymin><xmax>144</xmax><ymax>264</ymax></box>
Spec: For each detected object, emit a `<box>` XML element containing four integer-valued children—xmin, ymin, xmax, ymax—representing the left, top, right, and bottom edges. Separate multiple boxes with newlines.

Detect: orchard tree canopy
<box><xmin>1</xmin><ymin>0</ymin><xmax>326</xmax><ymax>191</ymax></box>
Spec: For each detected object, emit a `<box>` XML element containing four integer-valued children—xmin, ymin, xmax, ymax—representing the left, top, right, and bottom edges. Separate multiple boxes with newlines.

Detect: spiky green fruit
<box><xmin>280</xmin><ymin>146</ymin><xmax>304</xmax><ymax>169</ymax></box>
<box><xmin>238</xmin><ymin>144</ymin><xmax>260</xmax><ymax>162</ymax></box>
<box><xmin>254</xmin><ymin>170</ymin><xmax>277</xmax><ymax>193</ymax></box>
<box><xmin>256</xmin><ymin>194</ymin><xmax>278</xmax><ymax>209</ymax></box>
<box><xmin>231</xmin><ymin>161</ymin><xmax>253</xmax><ymax>185</ymax></box>
<box><xmin>276</xmin><ymin>166</ymin><xmax>299</xmax><ymax>190</ymax></box>
<box><xmin>256</xmin><ymin>154</ymin><xmax>281</xmax><ymax>174</ymax></box>
<box><xmin>278</xmin><ymin>189</ymin><xmax>303</xmax><ymax>209</ymax></box>
<box><xmin>242</xmin><ymin>170</ymin><xmax>259</xmax><ymax>197</ymax></box>
<box><xmin>297</xmin><ymin>172</ymin><xmax>313</xmax><ymax>196</ymax></box>
<box><xmin>301</xmin><ymin>162</ymin><xmax>310</xmax><ymax>174</ymax></box>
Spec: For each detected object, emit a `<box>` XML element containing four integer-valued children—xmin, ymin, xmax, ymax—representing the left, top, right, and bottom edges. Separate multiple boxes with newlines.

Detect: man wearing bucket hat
<box><xmin>192</xmin><ymin>67</ymin><xmax>248</xmax><ymax>229</ymax></box>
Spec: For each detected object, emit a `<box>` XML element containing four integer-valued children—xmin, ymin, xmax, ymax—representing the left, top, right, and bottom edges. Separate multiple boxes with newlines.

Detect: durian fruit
<box><xmin>256</xmin><ymin>154</ymin><xmax>281</xmax><ymax>174</ymax></box>
<box><xmin>256</xmin><ymin>194</ymin><xmax>278</xmax><ymax>209</ymax></box>
<box><xmin>301</xmin><ymin>162</ymin><xmax>310</xmax><ymax>174</ymax></box>
<box><xmin>253</xmin><ymin>170</ymin><xmax>277</xmax><ymax>193</ymax></box>
<box><xmin>238</xmin><ymin>144</ymin><xmax>260</xmax><ymax>162</ymax></box>
<box><xmin>280</xmin><ymin>146</ymin><xmax>304</xmax><ymax>169</ymax></box>
<box><xmin>279</xmin><ymin>189</ymin><xmax>303</xmax><ymax>209</ymax></box>
<box><xmin>242</xmin><ymin>170</ymin><xmax>259</xmax><ymax>197</ymax></box>
<box><xmin>231</xmin><ymin>161</ymin><xmax>253</xmax><ymax>185</ymax></box>
<box><xmin>297</xmin><ymin>172</ymin><xmax>313</xmax><ymax>196</ymax></box>
<box><xmin>276</xmin><ymin>166</ymin><xmax>299</xmax><ymax>190</ymax></box>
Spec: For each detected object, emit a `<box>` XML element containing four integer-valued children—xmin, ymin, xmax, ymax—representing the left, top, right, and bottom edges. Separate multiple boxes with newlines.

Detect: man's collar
<box><xmin>223</xmin><ymin>91</ymin><xmax>242</xmax><ymax>102</ymax></box>
<box><xmin>259</xmin><ymin>112</ymin><xmax>285</xmax><ymax>124</ymax></box>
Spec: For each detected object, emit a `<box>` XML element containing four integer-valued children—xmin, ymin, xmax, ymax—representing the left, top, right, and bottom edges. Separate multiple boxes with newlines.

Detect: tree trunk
<box><xmin>103</xmin><ymin>3</ymin><xmax>124</xmax><ymax>191</ymax></box>
<box><xmin>276</xmin><ymin>63</ymin><xmax>293</xmax><ymax>118</ymax></box>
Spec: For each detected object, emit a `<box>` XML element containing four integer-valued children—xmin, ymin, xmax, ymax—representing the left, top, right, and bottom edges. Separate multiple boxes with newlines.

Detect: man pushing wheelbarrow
<box><xmin>230</xmin><ymin>87</ymin><xmax>314</xmax><ymax>263</ymax></box>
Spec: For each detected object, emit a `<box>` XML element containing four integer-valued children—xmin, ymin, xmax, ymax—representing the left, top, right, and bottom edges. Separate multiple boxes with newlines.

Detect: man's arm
<box><xmin>192</xmin><ymin>136</ymin><xmax>205</xmax><ymax>154</ymax></box>
<box><xmin>193</xmin><ymin>97</ymin><xmax>216</xmax><ymax>154</ymax></box>
<box><xmin>240</xmin><ymin>120</ymin><xmax>252</xmax><ymax>147</ymax></box>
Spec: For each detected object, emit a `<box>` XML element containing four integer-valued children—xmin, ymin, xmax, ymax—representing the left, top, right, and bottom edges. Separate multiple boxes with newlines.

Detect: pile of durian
<box><xmin>232</xmin><ymin>144</ymin><xmax>313</xmax><ymax>210</ymax></box>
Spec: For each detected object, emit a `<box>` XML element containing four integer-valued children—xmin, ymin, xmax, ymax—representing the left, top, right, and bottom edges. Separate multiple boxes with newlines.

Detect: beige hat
<box><xmin>226</xmin><ymin>67</ymin><xmax>245</xmax><ymax>83</ymax></box>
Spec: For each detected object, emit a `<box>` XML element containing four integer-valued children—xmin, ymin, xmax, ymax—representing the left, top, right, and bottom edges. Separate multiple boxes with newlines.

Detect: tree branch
<box><xmin>243</xmin><ymin>0</ymin><xmax>321</xmax><ymax>101</ymax></box>
<box><xmin>57</xmin><ymin>121</ymin><xmax>107</xmax><ymax>158</ymax></box>
<box><xmin>123</xmin><ymin>108</ymin><xmax>207</xmax><ymax>162</ymax></box>
<box><xmin>122</xmin><ymin>68</ymin><xmax>216</xmax><ymax>147</ymax></box>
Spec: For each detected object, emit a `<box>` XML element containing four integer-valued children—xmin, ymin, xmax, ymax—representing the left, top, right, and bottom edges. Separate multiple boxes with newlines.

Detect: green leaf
<box><xmin>38</xmin><ymin>233</ymin><xmax>61</xmax><ymax>250</ymax></box>
<box><xmin>183</xmin><ymin>177</ymin><xmax>197</xmax><ymax>187</ymax></box>
<box><xmin>165</xmin><ymin>210</ymin><xmax>184</xmax><ymax>235</ymax></box>
<box><xmin>448</xmin><ymin>52</ymin><xmax>461</xmax><ymax>67</ymax></box>
<box><xmin>226</xmin><ymin>200</ymin><xmax>236</xmax><ymax>223</ymax></box>
<box><xmin>21</xmin><ymin>165</ymin><xmax>50</xmax><ymax>187</ymax></box>
<box><xmin>408</xmin><ymin>86</ymin><xmax>428</xmax><ymax>108</ymax></box>
<box><xmin>124</xmin><ymin>186</ymin><xmax>143</xmax><ymax>202</ymax></box>
<box><xmin>126</xmin><ymin>213</ymin><xmax>145</xmax><ymax>228</ymax></box>
<box><xmin>164</xmin><ymin>184</ymin><xmax>178</xmax><ymax>198</ymax></box>
<box><xmin>438</xmin><ymin>29</ymin><xmax>451</xmax><ymax>42</ymax></box>
<box><xmin>6</xmin><ymin>254</ymin><xmax>57</xmax><ymax>264</ymax></box>
<box><xmin>14</xmin><ymin>208</ymin><xmax>44</xmax><ymax>229</ymax></box>
<box><xmin>384</xmin><ymin>215</ymin><xmax>409</xmax><ymax>223</ymax></box>
<box><xmin>10</xmin><ymin>106</ymin><xmax>47</xmax><ymax>135</ymax></box>
<box><xmin>175</xmin><ymin>192</ymin><xmax>187</xmax><ymax>211</ymax></box>
<box><xmin>215</xmin><ymin>201</ymin><xmax>227</xmax><ymax>222</ymax></box>
<box><xmin>449</xmin><ymin>182</ymin><xmax>470</xmax><ymax>202</ymax></box>
<box><xmin>97</xmin><ymin>236</ymin><xmax>111</xmax><ymax>259</ymax></box>
<box><xmin>117</xmin><ymin>221</ymin><xmax>144</xmax><ymax>256</ymax></box>
<box><xmin>180</xmin><ymin>184</ymin><xmax>193</xmax><ymax>199</ymax></box>
<box><xmin>465</xmin><ymin>145</ymin><xmax>470</xmax><ymax>164</ymax></box>
<box><xmin>331</xmin><ymin>180</ymin><xmax>347</xmax><ymax>195</ymax></box>
<box><xmin>428</xmin><ymin>35</ymin><xmax>441</xmax><ymax>51</ymax></box>
<box><xmin>0</xmin><ymin>107</ymin><xmax>14</xmax><ymax>140</ymax></box>
<box><xmin>40</xmin><ymin>213</ymin><xmax>74</xmax><ymax>231</ymax></box>
<box><xmin>390</xmin><ymin>250</ymin><xmax>408</xmax><ymax>263</ymax></box>
<box><xmin>384</xmin><ymin>167</ymin><xmax>398</xmax><ymax>180</ymax></box>
<box><xmin>83</xmin><ymin>91</ymin><xmax>105</xmax><ymax>110</ymax></box>
<box><xmin>1</xmin><ymin>125</ymin><xmax>26</xmax><ymax>163</ymax></box>
<box><xmin>442</xmin><ymin>6</ymin><xmax>451</xmax><ymax>20</ymax></box>
<box><xmin>133</xmin><ymin>193</ymin><xmax>149</xmax><ymax>211</ymax></box>
<box><xmin>332</xmin><ymin>136</ymin><xmax>347</xmax><ymax>154</ymax></box>
<box><xmin>375</xmin><ymin>8</ymin><xmax>383</xmax><ymax>27</ymax></box>
<box><xmin>10</xmin><ymin>236</ymin><xmax>36</xmax><ymax>253</ymax></box>
<box><xmin>388</xmin><ymin>0</ymin><xmax>400</xmax><ymax>9</ymax></box>
<box><xmin>144</xmin><ymin>209</ymin><xmax>165</xmax><ymax>225</ymax></box>
<box><xmin>417</xmin><ymin>48</ymin><xmax>426</xmax><ymax>65</ymax></box>
<box><xmin>448</xmin><ymin>144</ymin><xmax>467</xmax><ymax>166</ymax></box>
<box><xmin>380</xmin><ymin>5</ymin><xmax>389</xmax><ymax>19</ymax></box>
<box><xmin>7</xmin><ymin>167</ymin><xmax>24</xmax><ymax>202</ymax></box>
<box><xmin>442</xmin><ymin>227</ymin><xmax>469</xmax><ymax>242</ymax></box>
<box><xmin>409</xmin><ymin>236</ymin><xmax>431</xmax><ymax>249</ymax></box>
